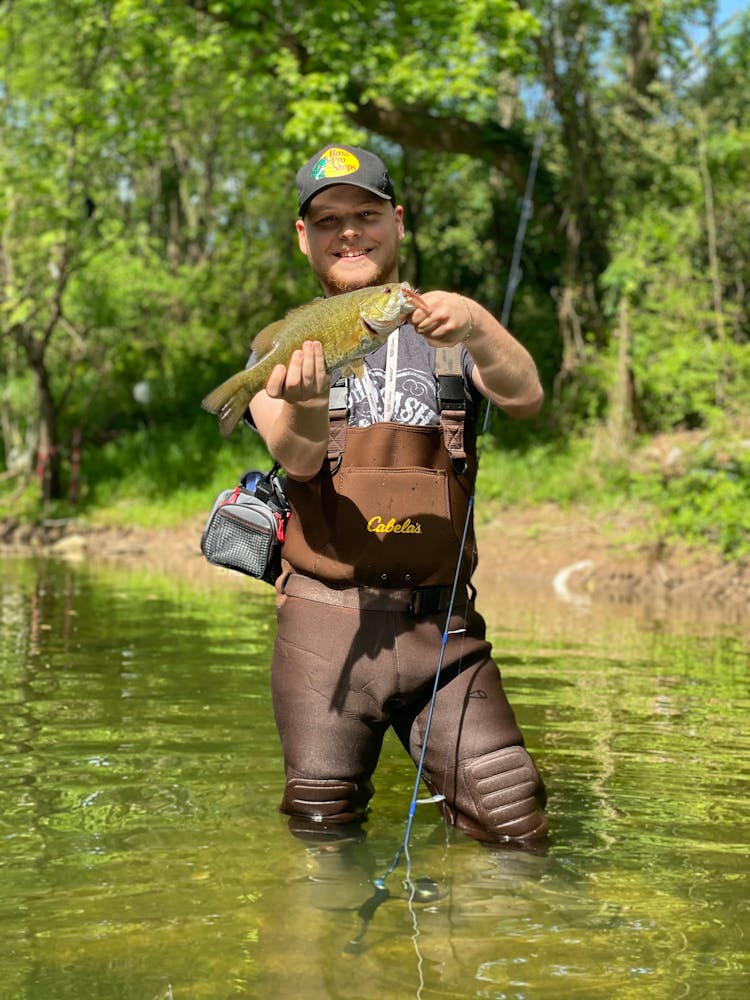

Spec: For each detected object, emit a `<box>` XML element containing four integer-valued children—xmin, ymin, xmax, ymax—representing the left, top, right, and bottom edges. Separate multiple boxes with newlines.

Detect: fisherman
<box><xmin>247</xmin><ymin>144</ymin><xmax>548</xmax><ymax>846</ymax></box>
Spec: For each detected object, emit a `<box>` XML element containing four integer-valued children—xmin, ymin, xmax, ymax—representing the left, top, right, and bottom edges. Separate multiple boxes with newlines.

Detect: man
<box><xmin>249</xmin><ymin>143</ymin><xmax>548</xmax><ymax>845</ymax></box>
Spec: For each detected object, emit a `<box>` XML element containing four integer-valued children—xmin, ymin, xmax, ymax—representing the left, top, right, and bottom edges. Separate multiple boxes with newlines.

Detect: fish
<box><xmin>202</xmin><ymin>282</ymin><xmax>425</xmax><ymax>436</ymax></box>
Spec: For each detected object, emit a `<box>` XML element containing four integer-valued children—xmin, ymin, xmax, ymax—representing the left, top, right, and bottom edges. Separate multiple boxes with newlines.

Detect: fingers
<box><xmin>265</xmin><ymin>341</ymin><xmax>330</xmax><ymax>402</ymax></box>
<box><xmin>411</xmin><ymin>291</ymin><xmax>472</xmax><ymax>346</ymax></box>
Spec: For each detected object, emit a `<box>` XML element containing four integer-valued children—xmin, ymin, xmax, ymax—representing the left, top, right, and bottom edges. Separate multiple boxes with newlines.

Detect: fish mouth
<box><xmin>361</xmin><ymin>284</ymin><xmax>426</xmax><ymax>335</ymax></box>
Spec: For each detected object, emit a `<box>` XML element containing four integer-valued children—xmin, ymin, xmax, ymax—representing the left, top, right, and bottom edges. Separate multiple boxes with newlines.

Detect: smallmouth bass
<box><xmin>202</xmin><ymin>282</ymin><xmax>425</xmax><ymax>436</ymax></box>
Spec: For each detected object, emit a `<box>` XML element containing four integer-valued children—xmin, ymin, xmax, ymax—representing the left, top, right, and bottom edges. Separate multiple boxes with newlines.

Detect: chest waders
<box><xmin>279</xmin><ymin>347</ymin><xmax>476</xmax><ymax>592</ymax></box>
<box><xmin>271</xmin><ymin>342</ymin><xmax>547</xmax><ymax>848</ymax></box>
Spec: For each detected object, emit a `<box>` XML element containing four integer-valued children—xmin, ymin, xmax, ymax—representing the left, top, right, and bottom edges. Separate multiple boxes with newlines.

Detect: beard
<box><xmin>320</xmin><ymin>246</ymin><xmax>401</xmax><ymax>295</ymax></box>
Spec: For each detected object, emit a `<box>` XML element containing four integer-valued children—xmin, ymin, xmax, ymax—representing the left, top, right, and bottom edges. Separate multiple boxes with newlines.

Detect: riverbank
<box><xmin>2</xmin><ymin>501</ymin><xmax>747</xmax><ymax>629</ymax></box>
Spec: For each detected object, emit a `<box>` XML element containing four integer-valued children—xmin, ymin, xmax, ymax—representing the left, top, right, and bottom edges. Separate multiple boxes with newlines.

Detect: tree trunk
<box><xmin>606</xmin><ymin>295</ymin><xmax>636</xmax><ymax>452</ymax></box>
<box><xmin>626</xmin><ymin>9</ymin><xmax>658</xmax><ymax>104</ymax></box>
<box><xmin>696</xmin><ymin>108</ymin><xmax>727</xmax><ymax>405</ymax></box>
<box><xmin>19</xmin><ymin>321</ymin><xmax>63</xmax><ymax>504</ymax></box>
<box><xmin>536</xmin><ymin>5</ymin><xmax>612</xmax><ymax>353</ymax></box>
<box><xmin>32</xmin><ymin>360</ymin><xmax>62</xmax><ymax>503</ymax></box>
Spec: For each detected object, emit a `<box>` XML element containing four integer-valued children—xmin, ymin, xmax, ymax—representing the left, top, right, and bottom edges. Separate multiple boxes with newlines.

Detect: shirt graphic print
<box><xmin>340</xmin><ymin>323</ymin><xmax>473</xmax><ymax>429</ymax></box>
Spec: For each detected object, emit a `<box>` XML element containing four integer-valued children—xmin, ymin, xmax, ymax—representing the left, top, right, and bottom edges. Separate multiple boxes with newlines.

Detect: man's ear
<box><xmin>295</xmin><ymin>218</ymin><xmax>309</xmax><ymax>255</ymax></box>
<box><xmin>394</xmin><ymin>204</ymin><xmax>405</xmax><ymax>241</ymax></box>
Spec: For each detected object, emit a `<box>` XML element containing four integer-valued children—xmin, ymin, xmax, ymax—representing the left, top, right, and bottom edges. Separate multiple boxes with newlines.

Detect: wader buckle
<box><xmin>409</xmin><ymin>586</ymin><xmax>445</xmax><ymax>617</ymax></box>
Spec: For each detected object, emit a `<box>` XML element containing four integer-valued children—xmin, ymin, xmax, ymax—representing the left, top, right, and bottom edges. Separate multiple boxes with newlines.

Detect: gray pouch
<box><xmin>201</xmin><ymin>469</ymin><xmax>288</xmax><ymax>583</ymax></box>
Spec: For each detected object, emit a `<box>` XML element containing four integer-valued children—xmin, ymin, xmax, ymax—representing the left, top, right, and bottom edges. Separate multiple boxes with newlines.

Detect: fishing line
<box><xmin>373</xmin><ymin>494</ymin><xmax>475</xmax><ymax>891</ymax></box>
<box><xmin>406</xmin><ymin>879</ymin><xmax>427</xmax><ymax>1000</ymax></box>
<box><xmin>343</xmin><ymin>497</ymin><xmax>475</xmax><ymax>956</ymax></box>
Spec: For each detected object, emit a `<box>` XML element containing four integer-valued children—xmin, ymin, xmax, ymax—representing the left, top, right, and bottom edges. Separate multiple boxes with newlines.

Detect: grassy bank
<box><xmin>3</xmin><ymin>420</ymin><xmax>749</xmax><ymax>561</ymax></box>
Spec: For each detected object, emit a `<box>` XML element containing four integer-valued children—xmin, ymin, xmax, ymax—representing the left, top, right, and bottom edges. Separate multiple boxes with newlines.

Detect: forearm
<box><xmin>250</xmin><ymin>392</ymin><xmax>329</xmax><ymax>481</ymax></box>
<box><xmin>246</xmin><ymin>339</ymin><xmax>332</xmax><ymax>480</ymax></box>
<box><xmin>464</xmin><ymin>300</ymin><xmax>544</xmax><ymax>418</ymax></box>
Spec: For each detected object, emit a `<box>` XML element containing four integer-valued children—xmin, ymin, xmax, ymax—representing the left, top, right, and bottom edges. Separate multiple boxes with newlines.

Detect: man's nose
<box><xmin>338</xmin><ymin>216</ymin><xmax>361</xmax><ymax>238</ymax></box>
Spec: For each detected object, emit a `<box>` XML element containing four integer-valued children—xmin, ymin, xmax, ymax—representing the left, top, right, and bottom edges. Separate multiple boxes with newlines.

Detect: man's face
<box><xmin>296</xmin><ymin>186</ymin><xmax>405</xmax><ymax>295</ymax></box>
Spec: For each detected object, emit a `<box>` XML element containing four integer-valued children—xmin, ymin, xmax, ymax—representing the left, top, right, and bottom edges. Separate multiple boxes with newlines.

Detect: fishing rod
<box><xmin>385</xmin><ymin>95</ymin><xmax>549</xmax><ymax>868</ymax></box>
<box><xmin>346</xmin><ymin>96</ymin><xmax>550</xmax><ymax>953</ymax></box>
<box><xmin>482</xmin><ymin>93</ymin><xmax>549</xmax><ymax>435</ymax></box>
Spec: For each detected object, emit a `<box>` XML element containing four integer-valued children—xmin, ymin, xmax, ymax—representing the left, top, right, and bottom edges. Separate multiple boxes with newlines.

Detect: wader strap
<box><xmin>327</xmin><ymin>381</ymin><xmax>348</xmax><ymax>469</ymax></box>
<box><xmin>326</xmin><ymin>346</ymin><xmax>469</xmax><ymax>472</ymax></box>
<box><xmin>435</xmin><ymin>346</ymin><xmax>468</xmax><ymax>473</ymax></box>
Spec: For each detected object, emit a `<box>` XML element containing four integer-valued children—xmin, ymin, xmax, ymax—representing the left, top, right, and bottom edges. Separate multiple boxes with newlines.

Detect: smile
<box><xmin>336</xmin><ymin>248</ymin><xmax>370</xmax><ymax>258</ymax></box>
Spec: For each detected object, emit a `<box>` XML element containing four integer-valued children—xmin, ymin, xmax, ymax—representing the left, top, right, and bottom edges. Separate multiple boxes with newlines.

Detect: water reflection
<box><xmin>0</xmin><ymin>555</ymin><xmax>748</xmax><ymax>999</ymax></box>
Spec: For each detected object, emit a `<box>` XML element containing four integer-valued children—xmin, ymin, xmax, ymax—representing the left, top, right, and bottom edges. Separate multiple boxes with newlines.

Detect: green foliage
<box><xmin>476</xmin><ymin>432</ymin><xmax>630</xmax><ymax>509</ymax></box>
<box><xmin>630</xmin><ymin>432</ymin><xmax>750</xmax><ymax>557</ymax></box>
<box><xmin>593</xmin><ymin>8</ymin><xmax>750</xmax><ymax>436</ymax></box>
<box><xmin>0</xmin><ymin>0</ymin><xmax>748</xmax><ymax>560</ymax></box>
<box><xmin>600</xmin><ymin>190</ymin><xmax>749</xmax><ymax>433</ymax></box>
<box><xmin>475</xmin><ymin>423</ymin><xmax>750</xmax><ymax>560</ymax></box>
<box><xmin>0</xmin><ymin>418</ymin><xmax>272</xmax><ymax>527</ymax></box>
<box><xmin>274</xmin><ymin>0</ymin><xmax>537</xmax><ymax>142</ymax></box>
<box><xmin>84</xmin><ymin>420</ymin><xmax>272</xmax><ymax>522</ymax></box>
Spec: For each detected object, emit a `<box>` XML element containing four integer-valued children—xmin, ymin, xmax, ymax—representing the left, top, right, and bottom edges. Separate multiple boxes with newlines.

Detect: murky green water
<box><xmin>0</xmin><ymin>556</ymin><xmax>747</xmax><ymax>1000</ymax></box>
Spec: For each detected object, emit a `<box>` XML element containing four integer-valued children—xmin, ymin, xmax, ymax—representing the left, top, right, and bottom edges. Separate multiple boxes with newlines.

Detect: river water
<box><xmin>0</xmin><ymin>555</ymin><xmax>747</xmax><ymax>1000</ymax></box>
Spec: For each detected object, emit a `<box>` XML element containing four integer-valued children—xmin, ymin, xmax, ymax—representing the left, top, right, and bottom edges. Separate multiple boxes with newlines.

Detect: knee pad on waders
<box><xmin>461</xmin><ymin>746</ymin><xmax>549</xmax><ymax>843</ymax></box>
<box><xmin>280</xmin><ymin>777</ymin><xmax>374</xmax><ymax>826</ymax></box>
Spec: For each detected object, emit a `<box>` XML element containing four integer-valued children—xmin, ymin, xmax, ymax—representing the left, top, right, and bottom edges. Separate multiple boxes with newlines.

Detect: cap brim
<box><xmin>299</xmin><ymin>181</ymin><xmax>393</xmax><ymax>217</ymax></box>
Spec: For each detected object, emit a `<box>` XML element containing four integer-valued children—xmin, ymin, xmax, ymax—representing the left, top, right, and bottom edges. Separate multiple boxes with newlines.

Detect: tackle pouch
<box><xmin>201</xmin><ymin>464</ymin><xmax>290</xmax><ymax>584</ymax></box>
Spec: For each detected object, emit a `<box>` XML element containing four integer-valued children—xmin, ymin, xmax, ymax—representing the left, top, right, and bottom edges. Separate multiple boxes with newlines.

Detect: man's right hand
<box><xmin>265</xmin><ymin>340</ymin><xmax>330</xmax><ymax>405</ymax></box>
<box><xmin>250</xmin><ymin>339</ymin><xmax>331</xmax><ymax>481</ymax></box>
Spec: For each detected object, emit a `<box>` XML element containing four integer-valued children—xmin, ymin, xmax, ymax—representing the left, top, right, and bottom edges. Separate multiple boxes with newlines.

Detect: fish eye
<box><xmin>383</xmin><ymin>286</ymin><xmax>391</xmax><ymax>293</ymax></box>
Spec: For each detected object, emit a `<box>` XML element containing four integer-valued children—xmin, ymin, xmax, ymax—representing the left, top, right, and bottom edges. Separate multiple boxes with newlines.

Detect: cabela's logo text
<box><xmin>367</xmin><ymin>515</ymin><xmax>422</xmax><ymax>535</ymax></box>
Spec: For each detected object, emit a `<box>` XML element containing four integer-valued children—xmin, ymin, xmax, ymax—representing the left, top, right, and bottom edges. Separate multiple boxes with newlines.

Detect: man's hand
<box><xmin>250</xmin><ymin>339</ymin><xmax>331</xmax><ymax>480</ymax></box>
<box><xmin>409</xmin><ymin>291</ymin><xmax>473</xmax><ymax>347</ymax></box>
<box><xmin>266</xmin><ymin>340</ymin><xmax>331</xmax><ymax>404</ymax></box>
<box><xmin>410</xmin><ymin>289</ymin><xmax>544</xmax><ymax>418</ymax></box>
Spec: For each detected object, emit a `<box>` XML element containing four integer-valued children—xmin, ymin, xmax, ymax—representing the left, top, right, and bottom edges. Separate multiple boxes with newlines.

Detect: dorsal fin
<box><xmin>250</xmin><ymin>301</ymin><xmax>321</xmax><ymax>357</ymax></box>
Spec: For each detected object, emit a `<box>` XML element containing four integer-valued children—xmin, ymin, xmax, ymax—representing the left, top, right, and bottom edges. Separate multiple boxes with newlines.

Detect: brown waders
<box><xmin>271</xmin><ymin>582</ymin><xmax>548</xmax><ymax>843</ymax></box>
<box><xmin>272</xmin><ymin>366</ymin><xmax>548</xmax><ymax>845</ymax></box>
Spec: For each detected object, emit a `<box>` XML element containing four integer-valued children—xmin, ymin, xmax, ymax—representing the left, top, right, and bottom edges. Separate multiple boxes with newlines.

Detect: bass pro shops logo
<box><xmin>367</xmin><ymin>515</ymin><xmax>422</xmax><ymax>535</ymax></box>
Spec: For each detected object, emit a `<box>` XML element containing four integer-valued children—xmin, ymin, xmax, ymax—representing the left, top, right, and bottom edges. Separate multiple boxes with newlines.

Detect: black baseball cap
<box><xmin>296</xmin><ymin>144</ymin><xmax>396</xmax><ymax>217</ymax></box>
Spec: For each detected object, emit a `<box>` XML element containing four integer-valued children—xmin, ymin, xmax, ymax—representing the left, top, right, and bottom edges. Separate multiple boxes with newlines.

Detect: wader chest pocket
<box><xmin>337</xmin><ymin>467</ymin><xmax>451</xmax><ymax>530</ymax></box>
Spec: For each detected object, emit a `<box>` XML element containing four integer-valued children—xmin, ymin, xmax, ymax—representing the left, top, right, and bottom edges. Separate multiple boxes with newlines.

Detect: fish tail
<box><xmin>201</xmin><ymin>370</ymin><xmax>259</xmax><ymax>437</ymax></box>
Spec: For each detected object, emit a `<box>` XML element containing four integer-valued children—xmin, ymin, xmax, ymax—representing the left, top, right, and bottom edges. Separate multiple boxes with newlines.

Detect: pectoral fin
<box><xmin>340</xmin><ymin>359</ymin><xmax>364</xmax><ymax>379</ymax></box>
<box><xmin>250</xmin><ymin>319</ymin><xmax>287</xmax><ymax>358</ymax></box>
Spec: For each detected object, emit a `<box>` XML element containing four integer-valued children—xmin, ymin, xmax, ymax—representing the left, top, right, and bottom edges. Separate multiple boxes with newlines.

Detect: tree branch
<box><xmin>348</xmin><ymin>97</ymin><xmax>552</xmax><ymax>200</ymax></box>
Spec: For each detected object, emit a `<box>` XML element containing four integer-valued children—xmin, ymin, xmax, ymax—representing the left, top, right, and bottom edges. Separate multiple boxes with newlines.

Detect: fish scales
<box><xmin>202</xmin><ymin>282</ymin><xmax>422</xmax><ymax>436</ymax></box>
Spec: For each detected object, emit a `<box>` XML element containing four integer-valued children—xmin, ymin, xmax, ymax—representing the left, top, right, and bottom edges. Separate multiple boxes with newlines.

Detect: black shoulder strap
<box><xmin>435</xmin><ymin>346</ymin><xmax>468</xmax><ymax>473</ymax></box>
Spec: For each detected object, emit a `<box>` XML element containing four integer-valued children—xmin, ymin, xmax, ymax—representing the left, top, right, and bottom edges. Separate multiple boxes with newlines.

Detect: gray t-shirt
<box><xmin>332</xmin><ymin>323</ymin><xmax>476</xmax><ymax>427</ymax></box>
